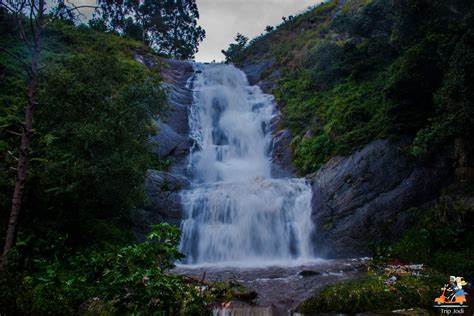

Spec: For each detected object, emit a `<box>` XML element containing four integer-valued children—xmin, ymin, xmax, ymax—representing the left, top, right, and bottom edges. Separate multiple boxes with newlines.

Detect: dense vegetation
<box><xmin>0</xmin><ymin>12</ymin><xmax>210</xmax><ymax>314</ymax></box>
<box><xmin>229</xmin><ymin>0</ymin><xmax>474</xmax><ymax>175</ymax></box>
<box><xmin>94</xmin><ymin>0</ymin><xmax>205</xmax><ymax>59</ymax></box>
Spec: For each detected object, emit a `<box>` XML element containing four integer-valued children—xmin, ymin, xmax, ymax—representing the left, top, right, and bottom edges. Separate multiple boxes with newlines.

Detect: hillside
<box><xmin>231</xmin><ymin>0</ymin><xmax>474</xmax><ymax>176</ymax></box>
<box><xmin>226</xmin><ymin>0</ymin><xmax>474</xmax><ymax>281</ymax></box>
<box><xmin>226</xmin><ymin>1</ymin><xmax>474</xmax><ymax>312</ymax></box>
<box><xmin>0</xmin><ymin>16</ymin><xmax>212</xmax><ymax>314</ymax></box>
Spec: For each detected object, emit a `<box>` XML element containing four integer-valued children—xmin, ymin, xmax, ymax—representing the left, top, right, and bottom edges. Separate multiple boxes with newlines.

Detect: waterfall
<box><xmin>179</xmin><ymin>63</ymin><xmax>314</xmax><ymax>265</ymax></box>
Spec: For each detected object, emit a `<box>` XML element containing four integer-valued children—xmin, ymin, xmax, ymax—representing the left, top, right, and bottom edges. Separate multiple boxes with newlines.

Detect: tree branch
<box><xmin>0</xmin><ymin>47</ymin><xmax>28</xmax><ymax>67</ymax></box>
<box><xmin>48</xmin><ymin>0</ymin><xmax>98</xmax><ymax>24</ymax></box>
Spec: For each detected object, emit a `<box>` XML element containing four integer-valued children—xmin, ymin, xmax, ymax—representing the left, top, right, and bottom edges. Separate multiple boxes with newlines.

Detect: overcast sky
<box><xmin>195</xmin><ymin>0</ymin><xmax>321</xmax><ymax>62</ymax></box>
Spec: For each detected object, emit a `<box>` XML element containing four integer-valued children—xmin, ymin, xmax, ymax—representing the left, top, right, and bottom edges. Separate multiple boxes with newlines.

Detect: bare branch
<box><xmin>7</xmin><ymin>151</ymin><xmax>19</xmax><ymax>161</ymax></box>
<box><xmin>47</xmin><ymin>0</ymin><xmax>98</xmax><ymax>24</ymax></box>
<box><xmin>7</xmin><ymin>130</ymin><xmax>23</xmax><ymax>136</ymax></box>
<box><xmin>0</xmin><ymin>47</ymin><xmax>29</xmax><ymax>67</ymax></box>
<box><xmin>0</xmin><ymin>2</ymin><xmax>17</xmax><ymax>14</ymax></box>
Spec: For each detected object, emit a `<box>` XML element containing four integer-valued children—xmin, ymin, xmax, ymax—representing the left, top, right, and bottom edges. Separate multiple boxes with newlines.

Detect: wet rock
<box><xmin>150</xmin><ymin>119</ymin><xmax>190</xmax><ymax>158</ymax></box>
<box><xmin>233</xmin><ymin>291</ymin><xmax>258</xmax><ymax>303</ymax></box>
<box><xmin>157</xmin><ymin>59</ymin><xmax>194</xmax><ymax>172</ymax></box>
<box><xmin>240</xmin><ymin>59</ymin><xmax>280</xmax><ymax>93</ymax></box>
<box><xmin>172</xmin><ymin>259</ymin><xmax>366</xmax><ymax>314</ymax></box>
<box><xmin>135</xmin><ymin>56</ymin><xmax>194</xmax><ymax>171</ymax></box>
<box><xmin>271</xmin><ymin>128</ymin><xmax>297</xmax><ymax>177</ymax></box>
<box><xmin>133</xmin><ymin>170</ymin><xmax>190</xmax><ymax>240</ymax></box>
<box><xmin>214</xmin><ymin>302</ymin><xmax>273</xmax><ymax>316</ymax></box>
<box><xmin>311</xmin><ymin>139</ymin><xmax>451</xmax><ymax>258</ymax></box>
<box><xmin>240</xmin><ymin>60</ymin><xmax>293</xmax><ymax>177</ymax></box>
<box><xmin>131</xmin><ymin>58</ymin><xmax>194</xmax><ymax>237</ymax></box>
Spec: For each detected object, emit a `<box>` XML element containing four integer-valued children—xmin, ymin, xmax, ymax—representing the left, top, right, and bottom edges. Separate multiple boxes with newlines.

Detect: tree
<box><xmin>0</xmin><ymin>0</ymin><xmax>46</xmax><ymax>268</ymax></box>
<box><xmin>265</xmin><ymin>25</ymin><xmax>274</xmax><ymax>33</ymax></box>
<box><xmin>0</xmin><ymin>0</ymin><xmax>94</xmax><ymax>268</ymax></box>
<box><xmin>221</xmin><ymin>33</ymin><xmax>248</xmax><ymax>63</ymax></box>
<box><xmin>97</xmin><ymin>0</ymin><xmax>205</xmax><ymax>59</ymax></box>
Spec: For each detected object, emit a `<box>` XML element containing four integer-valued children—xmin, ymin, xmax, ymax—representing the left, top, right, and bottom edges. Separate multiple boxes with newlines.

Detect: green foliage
<box><xmin>5</xmin><ymin>23</ymin><xmax>166</xmax><ymax>246</ymax></box>
<box><xmin>300</xmin><ymin>272</ymin><xmax>443</xmax><ymax>314</ymax></box>
<box><xmin>265</xmin><ymin>25</ymin><xmax>274</xmax><ymax>33</ymax></box>
<box><xmin>384</xmin><ymin>39</ymin><xmax>443</xmax><ymax>134</ymax></box>
<box><xmin>0</xmin><ymin>19</ymin><xmax>203</xmax><ymax>314</ymax></box>
<box><xmin>278</xmin><ymin>74</ymin><xmax>388</xmax><ymax>174</ymax></box>
<box><xmin>293</xmin><ymin>134</ymin><xmax>334</xmax><ymax>174</ymax></box>
<box><xmin>0</xmin><ymin>11</ymin><xmax>25</xmax><ymax>217</ymax></box>
<box><xmin>0</xmin><ymin>224</ymin><xmax>209</xmax><ymax>315</ymax></box>
<box><xmin>303</xmin><ymin>41</ymin><xmax>348</xmax><ymax>90</ymax></box>
<box><xmin>391</xmin><ymin>199</ymin><xmax>474</xmax><ymax>276</ymax></box>
<box><xmin>412</xmin><ymin>29</ymin><xmax>474</xmax><ymax>157</ymax></box>
<box><xmin>95</xmin><ymin>0</ymin><xmax>205</xmax><ymax>59</ymax></box>
<box><xmin>221</xmin><ymin>33</ymin><xmax>248</xmax><ymax>63</ymax></box>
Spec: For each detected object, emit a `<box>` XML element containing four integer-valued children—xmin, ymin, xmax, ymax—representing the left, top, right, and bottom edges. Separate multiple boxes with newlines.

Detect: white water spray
<box><xmin>179</xmin><ymin>63</ymin><xmax>314</xmax><ymax>265</ymax></box>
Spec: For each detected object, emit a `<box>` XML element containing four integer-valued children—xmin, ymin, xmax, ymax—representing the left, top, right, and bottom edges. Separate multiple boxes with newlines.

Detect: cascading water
<box><xmin>179</xmin><ymin>63</ymin><xmax>314</xmax><ymax>265</ymax></box>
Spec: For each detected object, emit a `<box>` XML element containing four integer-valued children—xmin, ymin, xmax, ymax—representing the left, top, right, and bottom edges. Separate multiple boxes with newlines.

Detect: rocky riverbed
<box><xmin>172</xmin><ymin>258</ymin><xmax>369</xmax><ymax>315</ymax></box>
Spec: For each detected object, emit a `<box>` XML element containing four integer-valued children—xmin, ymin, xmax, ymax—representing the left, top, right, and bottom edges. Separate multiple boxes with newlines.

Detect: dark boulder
<box><xmin>299</xmin><ymin>270</ymin><xmax>322</xmax><ymax>277</ymax></box>
<box><xmin>150</xmin><ymin>119</ymin><xmax>190</xmax><ymax>159</ymax></box>
<box><xmin>310</xmin><ymin>139</ymin><xmax>450</xmax><ymax>258</ymax></box>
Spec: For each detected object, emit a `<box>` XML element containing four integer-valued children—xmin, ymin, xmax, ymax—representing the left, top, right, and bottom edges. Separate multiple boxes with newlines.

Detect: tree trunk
<box><xmin>1</xmin><ymin>2</ymin><xmax>42</xmax><ymax>266</ymax></box>
<box><xmin>1</xmin><ymin>58</ymin><xmax>38</xmax><ymax>267</ymax></box>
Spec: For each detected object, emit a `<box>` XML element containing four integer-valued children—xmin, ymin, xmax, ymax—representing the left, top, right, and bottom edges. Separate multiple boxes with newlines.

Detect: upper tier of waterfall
<box><xmin>179</xmin><ymin>63</ymin><xmax>314</xmax><ymax>265</ymax></box>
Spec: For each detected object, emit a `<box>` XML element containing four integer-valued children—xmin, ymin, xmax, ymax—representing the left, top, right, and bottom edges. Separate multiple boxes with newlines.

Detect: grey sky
<box><xmin>195</xmin><ymin>0</ymin><xmax>322</xmax><ymax>62</ymax></box>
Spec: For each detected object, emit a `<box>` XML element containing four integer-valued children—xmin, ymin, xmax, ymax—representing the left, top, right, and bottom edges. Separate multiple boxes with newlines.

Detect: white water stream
<box><xmin>179</xmin><ymin>63</ymin><xmax>314</xmax><ymax>265</ymax></box>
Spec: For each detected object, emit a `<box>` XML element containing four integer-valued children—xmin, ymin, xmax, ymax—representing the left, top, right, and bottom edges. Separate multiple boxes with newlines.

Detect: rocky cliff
<box><xmin>132</xmin><ymin>58</ymin><xmax>194</xmax><ymax>238</ymax></box>
<box><xmin>310</xmin><ymin>139</ymin><xmax>450</xmax><ymax>257</ymax></box>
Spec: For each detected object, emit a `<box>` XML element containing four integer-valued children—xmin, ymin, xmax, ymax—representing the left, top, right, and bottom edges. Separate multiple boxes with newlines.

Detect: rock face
<box><xmin>132</xmin><ymin>57</ymin><xmax>194</xmax><ymax>237</ymax></box>
<box><xmin>151</xmin><ymin>59</ymin><xmax>194</xmax><ymax>174</ymax></box>
<box><xmin>240</xmin><ymin>59</ymin><xmax>279</xmax><ymax>93</ymax></box>
<box><xmin>270</xmin><ymin>127</ymin><xmax>297</xmax><ymax>177</ymax></box>
<box><xmin>133</xmin><ymin>170</ymin><xmax>190</xmax><ymax>239</ymax></box>
<box><xmin>310</xmin><ymin>139</ymin><xmax>450</xmax><ymax>258</ymax></box>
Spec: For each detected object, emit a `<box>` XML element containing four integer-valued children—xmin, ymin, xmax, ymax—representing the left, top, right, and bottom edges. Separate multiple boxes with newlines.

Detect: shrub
<box><xmin>391</xmin><ymin>201</ymin><xmax>474</xmax><ymax>277</ymax></box>
<box><xmin>0</xmin><ymin>224</ymin><xmax>209</xmax><ymax>315</ymax></box>
<box><xmin>294</xmin><ymin>133</ymin><xmax>334</xmax><ymax>175</ymax></box>
<box><xmin>300</xmin><ymin>273</ymin><xmax>442</xmax><ymax>314</ymax></box>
